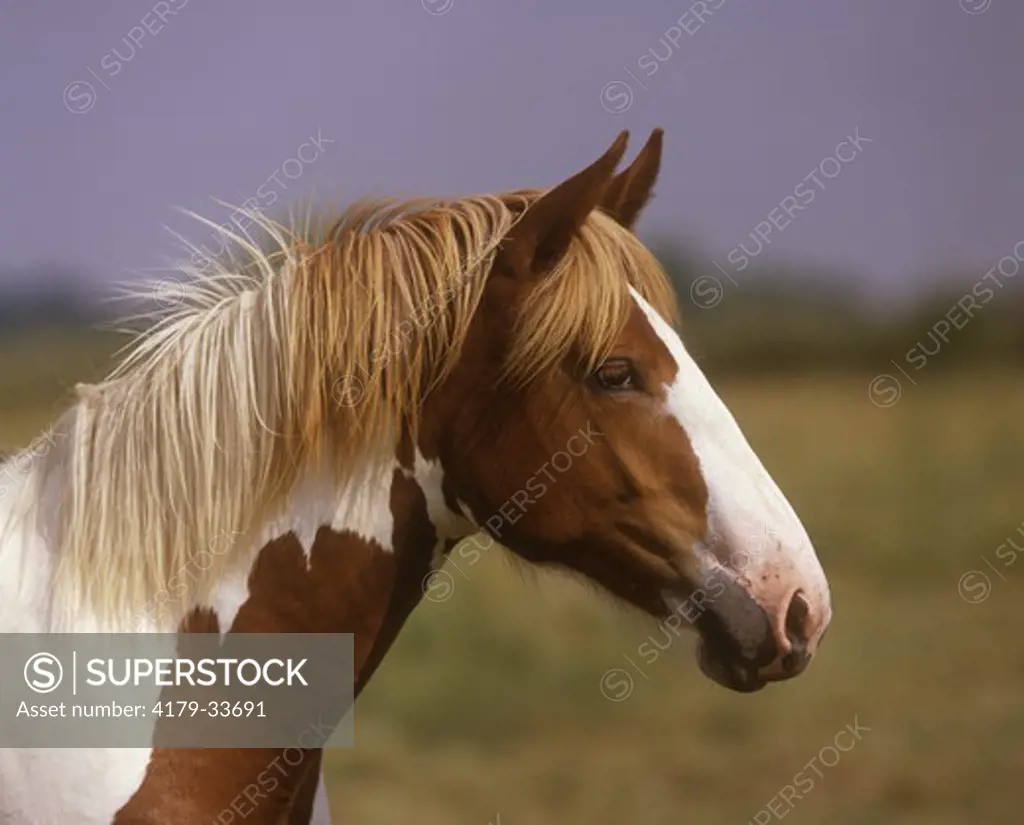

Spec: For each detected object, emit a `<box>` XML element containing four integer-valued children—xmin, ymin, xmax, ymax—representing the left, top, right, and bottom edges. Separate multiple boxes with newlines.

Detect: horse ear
<box><xmin>600</xmin><ymin>128</ymin><xmax>663</xmax><ymax>229</ymax></box>
<box><xmin>499</xmin><ymin>132</ymin><xmax>629</xmax><ymax>278</ymax></box>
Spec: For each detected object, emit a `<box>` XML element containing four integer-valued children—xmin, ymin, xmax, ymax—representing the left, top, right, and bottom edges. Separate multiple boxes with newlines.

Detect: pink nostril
<box><xmin>756</xmin><ymin>590</ymin><xmax>828</xmax><ymax>682</ymax></box>
<box><xmin>785</xmin><ymin>590</ymin><xmax>810</xmax><ymax>645</ymax></box>
<box><xmin>780</xmin><ymin>592</ymin><xmax>810</xmax><ymax>675</ymax></box>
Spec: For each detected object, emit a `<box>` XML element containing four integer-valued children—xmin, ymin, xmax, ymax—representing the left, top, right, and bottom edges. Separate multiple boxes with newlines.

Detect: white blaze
<box><xmin>630</xmin><ymin>289</ymin><xmax>831</xmax><ymax>648</ymax></box>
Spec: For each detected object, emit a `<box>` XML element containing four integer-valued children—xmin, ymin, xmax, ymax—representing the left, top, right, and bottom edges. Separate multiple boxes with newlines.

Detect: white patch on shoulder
<box><xmin>0</xmin><ymin>746</ymin><xmax>153</xmax><ymax>825</ymax></box>
<box><xmin>0</xmin><ymin>446</ymin><xmax>365</xmax><ymax>822</ymax></box>
<box><xmin>1</xmin><ymin>449</ymin><xmax>154</xmax><ymax>822</ymax></box>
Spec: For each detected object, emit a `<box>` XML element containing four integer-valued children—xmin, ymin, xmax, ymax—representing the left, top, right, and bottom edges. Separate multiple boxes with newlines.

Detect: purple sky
<box><xmin>1</xmin><ymin>0</ymin><xmax>1021</xmax><ymax>300</ymax></box>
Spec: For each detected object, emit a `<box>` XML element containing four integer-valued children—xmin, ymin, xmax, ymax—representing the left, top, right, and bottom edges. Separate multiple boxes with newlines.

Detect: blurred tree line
<box><xmin>0</xmin><ymin>247</ymin><xmax>1021</xmax><ymax>380</ymax></box>
<box><xmin>657</xmin><ymin>243</ymin><xmax>1024</xmax><ymax>374</ymax></box>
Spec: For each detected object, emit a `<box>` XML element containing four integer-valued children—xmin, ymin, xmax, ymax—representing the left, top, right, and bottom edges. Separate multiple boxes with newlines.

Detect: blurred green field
<box><xmin>2</xmin><ymin>336</ymin><xmax>1022</xmax><ymax>824</ymax></box>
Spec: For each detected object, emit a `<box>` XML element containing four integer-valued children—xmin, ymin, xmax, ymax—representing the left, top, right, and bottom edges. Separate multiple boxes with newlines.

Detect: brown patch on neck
<box><xmin>116</xmin><ymin>460</ymin><xmax>442</xmax><ymax>823</ymax></box>
<box><xmin>114</xmin><ymin>608</ymin><xmax>323</xmax><ymax>824</ymax></box>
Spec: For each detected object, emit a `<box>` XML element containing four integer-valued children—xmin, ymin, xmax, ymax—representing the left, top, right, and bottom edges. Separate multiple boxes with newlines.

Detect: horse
<box><xmin>0</xmin><ymin>129</ymin><xmax>831</xmax><ymax>824</ymax></box>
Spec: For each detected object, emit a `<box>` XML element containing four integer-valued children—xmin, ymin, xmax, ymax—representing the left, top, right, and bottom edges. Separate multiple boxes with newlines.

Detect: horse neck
<box><xmin>199</xmin><ymin>439</ymin><xmax>476</xmax><ymax>667</ymax></box>
<box><xmin>9</xmin><ymin>439</ymin><xmax>475</xmax><ymax>823</ymax></box>
<box><xmin>3</xmin><ymin>408</ymin><xmax>474</xmax><ymax>646</ymax></box>
<box><xmin>124</xmin><ymin>446</ymin><xmax>478</xmax><ymax>821</ymax></box>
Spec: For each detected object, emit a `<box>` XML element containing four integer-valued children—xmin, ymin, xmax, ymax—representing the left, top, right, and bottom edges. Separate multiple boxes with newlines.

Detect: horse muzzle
<box><xmin>666</xmin><ymin>560</ymin><xmax>827</xmax><ymax>693</ymax></box>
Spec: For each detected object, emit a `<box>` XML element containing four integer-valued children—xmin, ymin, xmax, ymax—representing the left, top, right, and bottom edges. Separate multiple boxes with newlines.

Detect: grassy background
<box><xmin>2</xmin><ymin>336</ymin><xmax>1022</xmax><ymax>824</ymax></box>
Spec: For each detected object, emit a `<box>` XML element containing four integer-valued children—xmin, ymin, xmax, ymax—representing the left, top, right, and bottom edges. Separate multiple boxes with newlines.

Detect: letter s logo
<box><xmin>24</xmin><ymin>653</ymin><xmax>63</xmax><ymax>694</ymax></box>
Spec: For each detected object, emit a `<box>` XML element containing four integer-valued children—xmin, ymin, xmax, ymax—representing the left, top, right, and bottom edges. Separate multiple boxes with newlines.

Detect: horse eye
<box><xmin>593</xmin><ymin>359</ymin><xmax>637</xmax><ymax>392</ymax></box>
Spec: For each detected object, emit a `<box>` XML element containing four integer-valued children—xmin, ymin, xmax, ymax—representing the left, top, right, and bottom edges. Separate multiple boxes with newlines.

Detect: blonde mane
<box><xmin>49</xmin><ymin>192</ymin><xmax>677</xmax><ymax>626</ymax></box>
